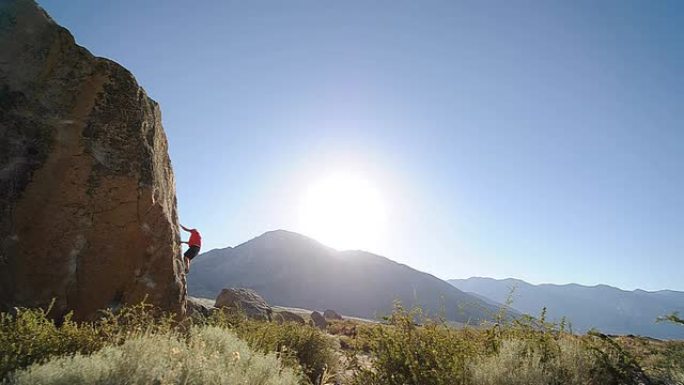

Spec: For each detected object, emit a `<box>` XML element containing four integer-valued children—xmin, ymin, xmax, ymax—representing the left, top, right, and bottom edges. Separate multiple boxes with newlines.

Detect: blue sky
<box><xmin>39</xmin><ymin>1</ymin><xmax>683</xmax><ymax>291</ymax></box>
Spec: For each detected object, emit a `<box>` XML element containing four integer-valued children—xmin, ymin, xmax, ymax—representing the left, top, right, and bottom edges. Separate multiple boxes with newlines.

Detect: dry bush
<box><xmin>9</xmin><ymin>326</ymin><xmax>300</xmax><ymax>385</ymax></box>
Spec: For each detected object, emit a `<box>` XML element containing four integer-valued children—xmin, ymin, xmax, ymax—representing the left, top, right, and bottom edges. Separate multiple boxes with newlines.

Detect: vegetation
<box><xmin>1</xmin><ymin>301</ymin><xmax>683</xmax><ymax>385</ymax></box>
<box><xmin>0</xmin><ymin>302</ymin><xmax>177</xmax><ymax>380</ymax></box>
<box><xmin>10</xmin><ymin>326</ymin><xmax>300</xmax><ymax>385</ymax></box>
<box><xmin>205</xmin><ymin>310</ymin><xmax>338</xmax><ymax>384</ymax></box>
<box><xmin>339</xmin><ymin>305</ymin><xmax>684</xmax><ymax>385</ymax></box>
<box><xmin>0</xmin><ymin>303</ymin><xmax>333</xmax><ymax>385</ymax></box>
<box><xmin>659</xmin><ymin>312</ymin><xmax>684</xmax><ymax>326</ymax></box>
<box><xmin>612</xmin><ymin>335</ymin><xmax>684</xmax><ymax>385</ymax></box>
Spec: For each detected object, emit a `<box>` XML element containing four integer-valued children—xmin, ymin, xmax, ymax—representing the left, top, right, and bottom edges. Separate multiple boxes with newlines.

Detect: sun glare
<box><xmin>299</xmin><ymin>173</ymin><xmax>387</xmax><ymax>252</ymax></box>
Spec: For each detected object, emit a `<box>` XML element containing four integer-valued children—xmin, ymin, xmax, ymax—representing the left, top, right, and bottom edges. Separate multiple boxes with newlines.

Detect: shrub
<box><xmin>0</xmin><ymin>306</ymin><xmax>100</xmax><ymax>379</ymax></box>
<box><xmin>471</xmin><ymin>338</ymin><xmax>551</xmax><ymax>385</ymax></box>
<box><xmin>3</xmin><ymin>301</ymin><xmax>681</xmax><ymax>385</ymax></box>
<box><xmin>350</xmin><ymin>305</ymin><xmax>652</xmax><ymax>385</ymax></box>
<box><xmin>352</xmin><ymin>305</ymin><xmax>478</xmax><ymax>385</ymax></box>
<box><xmin>1</xmin><ymin>303</ymin><xmax>336</xmax><ymax>385</ymax></box>
<box><xmin>8</xmin><ymin>326</ymin><xmax>300</xmax><ymax>385</ymax></box>
<box><xmin>327</xmin><ymin>319</ymin><xmax>358</xmax><ymax>338</ymax></box>
<box><xmin>658</xmin><ymin>312</ymin><xmax>684</xmax><ymax>326</ymax></box>
<box><xmin>0</xmin><ymin>302</ymin><xmax>179</xmax><ymax>379</ymax></box>
<box><xmin>470</xmin><ymin>337</ymin><xmax>630</xmax><ymax>385</ymax></box>
<box><xmin>227</xmin><ymin>316</ymin><xmax>338</xmax><ymax>384</ymax></box>
<box><xmin>615</xmin><ymin>336</ymin><xmax>684</xmax><ymax>385</ymax></box>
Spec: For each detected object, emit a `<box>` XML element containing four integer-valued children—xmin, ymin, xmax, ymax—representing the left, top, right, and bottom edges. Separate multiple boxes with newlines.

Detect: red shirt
<box><xmin>188</xmin><ymin>229</ymin><xmax>202</xmax><ymax>247</ymax></box>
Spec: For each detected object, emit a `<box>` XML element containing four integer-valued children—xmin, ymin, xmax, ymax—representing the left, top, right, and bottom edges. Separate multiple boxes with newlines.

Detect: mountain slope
<box><xmin>188</xmin><ymin>230</ymin><xmax>500</xmax><ymax>323</ymax></box>
<box><xmin>449</xmin><ymin>277</ymin><xmax>684</xmax><ymax>339</ymax></box>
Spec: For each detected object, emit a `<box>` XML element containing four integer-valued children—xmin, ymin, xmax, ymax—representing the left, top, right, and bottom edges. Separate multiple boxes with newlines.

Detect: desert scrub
<box><xmin>616</xmin><ymin>336</ymin><xmax>684</xmax><ymax>385</ymax></box>
<box><xmin>8</xmin><ymin>326</ymin><xmax>300</xmax><ymax>385</ymax></box>
<box><xmin>327</xmin><ymin>319</ymin><xmax>359</xmax><ymax>338</ymax></box>
<box><xmin>351</xmin><ymin>305</ymin><xmax>479</xmax><ymax>385</ymax></box>
<box><xmin>209</xmin><ymin>312</ymin><xmax>338</xmax><ymax>385</ymax></box>
<box><xmin>350</xmin><ymin>305</ymin><xmax>655</xmax><ymax>385</ymax></box>
<box><xmin>1</xmin><ymin>303</ymin><xmax>334</xmax><ymax>385</ymax></box>
<box><xmin>470</xmin><ymin>336</ymin><xmax>634</xmax><ymax>385</ymax></box>
<box><xmin>0</xmin><ymin>306</ymin><xmax>100</xmax><ymax>379</ymax></box>
<box><xmin>0</xmin><ymin>302</ymin><xmax>178</xmax><ymax>379</ymax></box>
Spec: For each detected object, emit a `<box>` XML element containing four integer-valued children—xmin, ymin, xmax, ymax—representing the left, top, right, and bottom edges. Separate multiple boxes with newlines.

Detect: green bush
<box><xmin>0</xmin><ymin>306</ymin><xmax>99</xmax><ymax>379</ymax></box>
<box><xmin>205</xmin><ymin>310</ymin><xmax>338</xmax><ymax>384</ymax></box>
<box><xmin>3</xmin><ymin>301</ymin><xmax>681</xmax><ymax>385</ymax></box>
<box><xmin>616</xmin><ymin>336</ymin><xmax>684</xmax><ymax>385</ymax></box>
<box><xmin>8</xmin><ymin>326</ymin><xmax>300</xmax><ymax>385</ymax></box>
<box><xmin>0</xmin><ymin>303</ymin><xmax>337</xmax><ymax>385</ymax></box>
<box><xmin>658</xmin><ymin>312</ymin><xmax>684</xmax><ymax>326</ymax></box>
<box><xmin>470</xmin><ymin>337</ymin><xmax>630</xmax><ymax>385</ymax></box>
<box><xmin>351</xmin><ymin>305</ymin><xmax>648</xmax><ymax>385</ymax></box>
<box><xmin>351</xmin><ymin>305</ymin><xmax>478</xmax><ymax>385</ymax></box>
<box><xmin>0</xmin><ymin>302</ymin><xmax>178</xmax><ymax>379</ymax></box>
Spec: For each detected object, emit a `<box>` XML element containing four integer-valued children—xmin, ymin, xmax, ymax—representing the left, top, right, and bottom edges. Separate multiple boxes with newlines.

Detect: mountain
<box><xmin>188</xmin><ymin>230</ymin><xmax>501</xmax><ymax>323</ymax></box>
<box><xmin>449</xmin><ymin>277</ymin><xmax>684</xmax><ymax>339</ymax></box>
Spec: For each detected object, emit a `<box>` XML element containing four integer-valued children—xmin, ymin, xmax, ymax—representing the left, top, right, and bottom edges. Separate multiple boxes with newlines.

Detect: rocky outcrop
<box><xmin>0</xmin><ymin>0</ymin><xmax>186</xmax><ymax>319</ymax></box>
<box><xmin>323</xmin><ymin>309</ymin><xmax>343</xmax><ymax>320</ymax></box>
<box><xmin>274</xmin><ymin>310</ymin><xmax>305</xmax><ymax>325</ymax></box>
<box><xmin>215</xmin><ymin>288</ymin><xmax>272</xmax><ymax>321</ymax></box>
<box><xmin>310</xmin><ymin>311</ymin><xmax>327</xmax><ymax>330</ymax></box>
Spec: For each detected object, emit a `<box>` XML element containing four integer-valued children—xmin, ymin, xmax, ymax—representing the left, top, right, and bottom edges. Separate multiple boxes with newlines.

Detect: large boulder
<box><xmin>0</xmin><ymin>0</ymin><xmax>186</xmax><ymax>320</ymax></box>
<box><xmin>323</xmin><ymin>309</ymin><xmax>343</xmax><ymax>320</ymax></box>
<box><xmin>273</xmin><ymin>310</ymin><xmax>305</xmax><ymax>325</ymax></box>
<box><xmin>215</xmin><ymin>288</ymin><xmax>272</xmax><ymax>321</ymax></box>
<box><xmin>310</xmin><ymin>311</ymin><xmax>327</xmax><ymax>330</ymax></box>
<box><xmin>187</xmin><ymin>297</ymin><xmax>213</xmax><ymax>319</ymax></box>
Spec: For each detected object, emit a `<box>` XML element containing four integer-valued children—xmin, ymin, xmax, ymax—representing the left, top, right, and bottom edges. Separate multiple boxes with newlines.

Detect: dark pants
<box><xmin>184</xmin><ymin>245</ymin><xmax>201</xmax><ymax>260</ymax></box>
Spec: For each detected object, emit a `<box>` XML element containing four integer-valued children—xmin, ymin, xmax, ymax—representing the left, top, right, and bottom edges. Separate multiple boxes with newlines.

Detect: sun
<box><xmin>299</xmin><ymin>173</ymin><xmax>387</xmax><ymax>252</ymax></box>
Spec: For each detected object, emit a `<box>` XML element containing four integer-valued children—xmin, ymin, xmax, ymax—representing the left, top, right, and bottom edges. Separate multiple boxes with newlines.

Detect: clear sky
<box><xmin>38</xmin><ymin>0</ymin><xmax>683</xmax><ymax>291</ymax></box>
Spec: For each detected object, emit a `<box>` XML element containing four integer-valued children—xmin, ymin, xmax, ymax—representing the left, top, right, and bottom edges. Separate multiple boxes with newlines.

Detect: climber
<box><xmin>180</xmin><ymin>224</ymin><xmax>202</xmax><ymax>273</ymax></box>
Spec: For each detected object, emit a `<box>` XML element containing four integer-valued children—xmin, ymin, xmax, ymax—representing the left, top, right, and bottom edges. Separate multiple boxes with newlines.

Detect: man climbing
<box><xmin>181</xmin><ymin>224</ymin><xmax>202</xmax><ymax>273</ymax></box>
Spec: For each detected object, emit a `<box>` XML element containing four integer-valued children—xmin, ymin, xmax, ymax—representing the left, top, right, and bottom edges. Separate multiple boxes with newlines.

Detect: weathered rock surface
<box><xmin>323</xmin><ymin>309</ymin><xmax>343</xmax><ymax>320</ymax></box>
<box><xmin>0</xmin><ymin>0</ymin><xmax>186</xmax><ymax>320</ymax></box>
<box><xmin>187</xmin><ymin>297</ymin><xmax>213</xmax><ymax>319</ymax></box>
<box><xmin>310</xmin><ymin>311</ymin><xmax>327</xmax><ymax>330</ymax></box>
<box><xmin>215</xmin><ymin>288</ymin><xmax>272</xmax><ymax>321</ymax></box>
<box><xmin>274</xmin><ymin>310</ymin><xmax>305</xmax><ymax>325</ymax></box>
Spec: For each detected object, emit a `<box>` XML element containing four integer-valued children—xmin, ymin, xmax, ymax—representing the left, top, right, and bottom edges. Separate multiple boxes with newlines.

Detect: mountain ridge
<box><xmin>460</xmin><ymin>276</ymin><xmax>683</xmax><ymax>295</ymax></box>
<box><xmin>188</xmin><ymin>230</ymin><xmax>504</xmax><ymax>323</ymax></box>
<box><xmin>449</xmin><ymin>277</ymin><xmax>684</xmax><ymax>339</ymax></box>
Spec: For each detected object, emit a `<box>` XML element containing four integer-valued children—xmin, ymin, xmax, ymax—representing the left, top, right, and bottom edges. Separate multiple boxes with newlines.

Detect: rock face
<box><xmin>215</xmin><ymin>288</ymin><xmax>272</xmax><ymax>321</ymax></box>
<box><xmin>323</xmin><ymin>309</ymin><xmax>343</xmax><ymax>320</ymax></box>
<box><xmin>310</xmin><ymin>311</ymin><xmax>327</xmax><ymax>330</ymax></box>
<box><xmin>274</xmin><ymin>310</ymin><xmax>305</xmax><ymax>325</ymax></box>
<box><xmin>0</xmin><ymin>0</ymin><xmax>186</xmax><ymax>320</ymax></box>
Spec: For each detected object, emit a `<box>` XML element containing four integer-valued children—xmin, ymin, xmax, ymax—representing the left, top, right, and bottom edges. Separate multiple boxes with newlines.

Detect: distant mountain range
<box><xmin>187</xmin><ymin>230</ymin><xmax>683</xmax><ymax>339</ymax></box>
<box><xmin>188</xmin><ymin>230</ymin><xmax>501</xmax><ymax>323</ymax></box>
<box><xmin>449</xmin><ymin>277</ymin><xmax>684</xmax><ymax>339</ymax></box>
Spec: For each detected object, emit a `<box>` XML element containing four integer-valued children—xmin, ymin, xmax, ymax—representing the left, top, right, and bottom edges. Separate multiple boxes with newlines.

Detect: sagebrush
<box><xmin>2</xmin><ymin>301</ymin><xmax>683</xmax><ymax>385</ymax></box>
<box><xmin>9</xmin><ymin>326</ymin><xmax>300</xmax><ymax>385</ymax></box>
